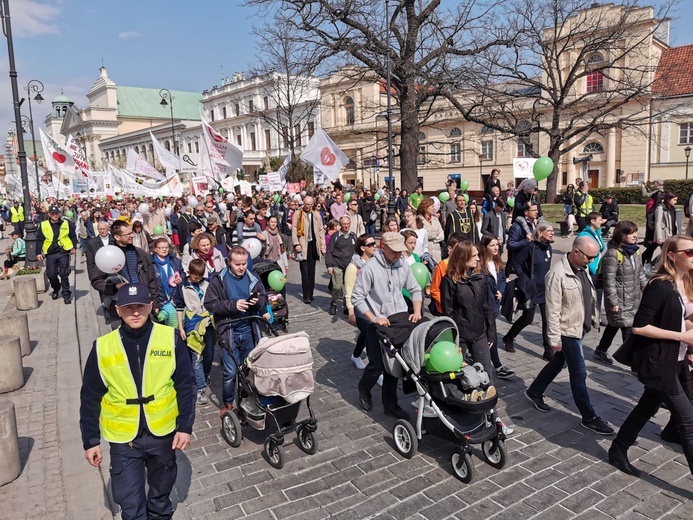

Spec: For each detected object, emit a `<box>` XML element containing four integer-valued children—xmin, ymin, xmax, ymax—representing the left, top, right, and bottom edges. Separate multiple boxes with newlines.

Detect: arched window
<box><xmin>135</xmin><ymin>146</ymin><xmax>140</xmax><ymax>154</ymax></box>
<box><xmin>449</xmin><ymin>127</ymin><xmax>461</xmax><ymax>137</ymax></box>
<box><xmin>149</xmin><ymin>144</ymin><xmax>154</xmax><ymax>157</ymax></box>
<box><xmin>587</xmin><ymin>53</ymin><xmax>604</xmax><ymax>64</ymax></box>
<box><xmin>583</xmin><ymin>142</ymin><xmax>604</xmax><ymax>154</ymax></box>
<box><xmin>344</xmin><ymin>96</ymin><xmax>354</xmax><ymax>125</ymax></box>
<box><xmin>165</xmin><ymin>140</ymin><xmax>171</xmax><ymax>151</ymax></box>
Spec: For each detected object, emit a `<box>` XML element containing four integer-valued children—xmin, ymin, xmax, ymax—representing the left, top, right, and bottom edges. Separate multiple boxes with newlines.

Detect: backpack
<box><xmin>647</xmin><ymin>208</ymin><xmax>656</xmax><ymax>231</ymax></box>
<box><xmin>685</xmin><ymin>194</ymin><xmax>693</xmax><ymax>219</ymax></box>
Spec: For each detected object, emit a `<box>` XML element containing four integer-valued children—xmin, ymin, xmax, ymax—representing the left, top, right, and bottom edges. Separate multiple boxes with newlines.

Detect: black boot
<box><xmin>608</xmin><ymin>447</ymin><xmax>641</xmax><ymax>477</ymax></box>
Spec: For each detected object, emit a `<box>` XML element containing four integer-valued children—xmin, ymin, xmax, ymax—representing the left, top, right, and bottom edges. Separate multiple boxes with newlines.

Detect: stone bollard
<box><xmin>0</xmin><ymin>401</ymin><xmax>21</xmax><ymax>486</ymax></box>
<box><xmin>13</xmin><ymin>277</ymin><xmax>38</xmax><ymax>311</ymax></box>
<box><xmin>0</xmin><ymin>336</ymin><xmax>24</xmax><ymax>393</ymax></box>
<box><xmin>0</xmin><ymin>313</ymin><xmax>31</xmax><ymax>357</ymax></box>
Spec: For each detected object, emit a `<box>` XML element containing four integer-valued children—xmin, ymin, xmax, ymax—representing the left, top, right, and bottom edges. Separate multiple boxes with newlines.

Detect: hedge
<box><xmin>549</xmin><ymin>180</ymin><xmax>693</xmax><ymax>206</ymax></box>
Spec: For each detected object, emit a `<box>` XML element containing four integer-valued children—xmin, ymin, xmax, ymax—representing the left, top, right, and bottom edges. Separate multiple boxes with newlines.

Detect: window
<box><xmin>586</xmin><ymin>71</ymin><xmax>604</xmax><ymax>93</ymax></box>
<box><xmin>210</xmin><ymin>109</ymin><xmax>215</xmax><ymax>122</ymax></box>
<box><xmin>165</xmin><ymin>140</ymin><xmax>171</xmax><ymax>152</ymax></box>
<box><xmin>265</xmin><ymin>129</ymin><xmax>271</xmax><ymax>150</ymax></box>
<box><xmin>263</xmin><ymin>96</ymin><xmax>269</xmax><ymax>110</ymax></box>
<box><xmin>282</xmin><ymin>126</ymin><xmax>289</xmax><ymax>148</ymax></box>
<box><xmin>418</xmin><ymin>132</ymin><xmax>426</xmax><ymax>141</ymax></box>
<box><xmin>481</xmin><ymin>140</ymin><xmax>493</xmax><ymax>160</ymax></box>
<box><xmin>236</xmin><ymin>135</ymin><xmax>242</xmax><ymax>147</ymax></box>
<box><xmin>450</xmin><ymin>142</ymin><xmax>461</xmax><ymax>163</ymax></box>
<box><xmin>308</xmin><ymin>122</ymin><xmax>315</xmax><ymax>139</ymax></box>
<box><xmin>517</xmin><ymin>141</ymin><xmax>529</xmax><ymax>158</ymax></box>
<box><xmin>449</xmin><ymin>127</ymin><xmax>461</xmax><ymax>138</ymax></box>
<box><xmin>344</xmin><ymin>96</ymin><xmax>355</xmax><ymax>125</ymax></box>
<box><xmin>250</xmin><ymin>132</ymin><xmax>256</xmax><ymax>151</ymax></box>
<box><xmin>234</xmin><ymin>103</ymin><xmax>240</xmax><ymax>117</ymax></box>
<box><xmin>418</xmin><ymin>145</ymin><xmax>426</xmax><ymax>165</ymax></box>
<box><xmin>583</xmin><ymin>142</ymin><xmax>604</xmax><ymax>153</ymax></box>
<box><xmin>248</xmin><ymin>100</ymin><xmax>254</xmax><ymax>113</ymax></box>
<box><xmin>294</xmin><ymin>125</ymin><xmax>301</xmax><ymax>147</ymax></box>
<box><xmin>587</xmin><ymin>53</ymin><xmax>604</xmax><ymax>64</ymax></box>
<box><xmin>680</xmin><ymin>123</ymin><xmax>693</xmax><ymax>145</ymax></box>
<box><xmin>222</xmin><ymin>106</ymin><xmax>227</xmax><ymax>119</ymax></box>
<box><xmin>135</xmin><ymin>145</ymin><xmax>140</xmax><ymax>154</ymax></box>
<box><xmin>187</xmin><ymin>142</ymin><xmax>192</xmax><ymax>153</ymax></box>
<box><xmin>195</xmin><ymin>141</ymin><xmax>199</xmax><ymax>153</ymax></box>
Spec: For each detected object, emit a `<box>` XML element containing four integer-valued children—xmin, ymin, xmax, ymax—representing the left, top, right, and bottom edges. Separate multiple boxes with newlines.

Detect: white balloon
<box><xmin>138</xmin><ymin>203</ymin><xmax>150</xmax><ymax>215</ymax></box>
<box><xmin>377</xmin><ymin>189</ymin><xmax>384</xmax><ymax>197</ymax></box>
<box><xmin>218</xmin><ymin>202</ymin><xmax>227</xmax><ymax>212</ymax></box>
<box><xmin>241</xmin><ymin>238</ymin><xmax>262</xmax><ymax>259</ymax></box>
<box><xmin>187</xmin><ymin>196</ymin><xmax>198</xmax><ymax>207</ymax></box>
<box><xmin>301</xmin><ymin>190</ymin><xmax>306</xmax><ymax>197</ymax></box>
<box><xmin>227</xmin><ymin>193</ymin><xmax>235</xmax><ymax>202</ymax></box>
<box><xmin>164</xmin><ymin>207</ymin><xmax>172</xmax><ymax>217</ymax></box>
<box><xmin>293</xmin><ymin>194</ymin><xmax>302</xmax><ymax>202</ymax></box>
<box><xmin>95</xmin><ymin>245</ymin><xmax>126</xmax><ymax>274</ymax></box>
<box><xmin>430</xmin><ymin>196</ymin><xmax>441</xmax><ymax>213</ymax></box>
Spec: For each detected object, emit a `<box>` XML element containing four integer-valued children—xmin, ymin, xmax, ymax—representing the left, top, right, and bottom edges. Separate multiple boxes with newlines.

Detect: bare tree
<box><xmin>245</xmin><ymin>0</ymin><xmax>507</xmax><ymax>192</ymax></box>
<box><xmin>442</xmin><ymin>0</ymin><xmax>677</xmax><ymax>196</ymax></box>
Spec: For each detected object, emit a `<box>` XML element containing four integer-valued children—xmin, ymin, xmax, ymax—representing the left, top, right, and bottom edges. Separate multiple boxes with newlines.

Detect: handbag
<box><xmin>613</xmin><ymin>333</ymin><xmax>637</xmax><ymax>367</ymax></box>
<box><xmin>515</xmin><ymin>243</ymin><xmax>535</xmax><ymax>311</ymax></box>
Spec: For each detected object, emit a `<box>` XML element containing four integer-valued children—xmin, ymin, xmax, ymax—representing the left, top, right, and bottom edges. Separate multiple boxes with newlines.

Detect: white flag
<box><xmin>66</xmin><ymin>134</ymin><xmax>92</xmax><ymax>180</ymax></box>
<box><xmin>300</xmin><ymin>127</ymin><xmax>348</xmax><ymax>182</ymax></box>
<box><xmin>39</xmin><ymin>128</ymin><xmax>77</xmax><ymax>177</ymax></box>
<box><xmin>278</xmin><ymin>153</ymin><xmax>291</xmax><ymax>181</ymax></box>
<box><xmin>126</xmin><ymin>148</ymin><xmax>166</xmax><ymax>181</ymax></box>
<box><xmin>150</xmin><ymin>132</ymin><xmax>181</xmax><ymax>171</ymax></box>
<box><xmin>200</xmin><ymin>115</ymin><xmax>243</xmax><ymax>180</ymax></box>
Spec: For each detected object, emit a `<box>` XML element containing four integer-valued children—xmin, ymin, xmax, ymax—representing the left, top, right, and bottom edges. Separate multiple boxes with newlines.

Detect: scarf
<box><xmin>264</xmin><ymin>227</ymin><xmax>282</xmax><ymax>261</ymax></box>
<box><xmin>621</xmin><ymin>243</ymin><xmax>640</xmax><ymax>257</ymax></box>
<box><xmin>196</xmin><ymin>249</ymin><xmax>215</xmax><ymax>269</ymax></box>
<box><xmin>296</xmin><ymin>208</ymin><xmax>312</xmax><ymax>238</ymax></box>
<box><xmin>152</xmin><ymin>254</ymin><xmax>174</xmax><ymax>299</ymax></box>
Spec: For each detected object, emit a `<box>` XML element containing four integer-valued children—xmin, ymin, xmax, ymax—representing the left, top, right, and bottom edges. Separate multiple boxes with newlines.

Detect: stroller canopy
<box><xmin>402</xmin><ymin>317</ymin><xmax>459</xmax><ymax>372</ymax></box>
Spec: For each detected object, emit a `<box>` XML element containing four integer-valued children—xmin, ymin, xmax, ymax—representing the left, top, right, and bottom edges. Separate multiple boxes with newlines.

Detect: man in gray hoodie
<box><xmin>352</xmin><ymin>232</ymin><xmax>423</xmax><ymax>420</ymax></box>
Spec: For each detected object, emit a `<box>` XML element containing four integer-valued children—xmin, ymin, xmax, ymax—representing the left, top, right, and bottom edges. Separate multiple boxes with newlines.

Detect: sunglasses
<box><xmin>675</xmin><ymin>248</ymin><xmax>693</xmax><ymax>258</ymax></box>
<box><xmin>576</xmin><ymin>247</ymin><xmax>597</xmax><ymax>261</ymax></box>
<box><xmin>364</xmin><ymin>242</ymin><xmax>377</xmax><ymax>247</ymax></box>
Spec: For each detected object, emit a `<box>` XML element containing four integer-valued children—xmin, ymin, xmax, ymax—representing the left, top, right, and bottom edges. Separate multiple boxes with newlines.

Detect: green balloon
<box><xmin>410</xmin><ymin>262</ymin><xmax>429</xmax><ymax>290</ymax></box>
<box><xmin>533</xmin><ymin>156</ymin><xmax>554</xmax><ymax>181</ymax></box>
<box><xmin>402</xmin><ymin>288</ymin><xmax>411</xmax><ymax>299</ymax></box>
<box><xmin>374</xmin><ymin>193</ymin><xmax>380</xmax><ymax>201</ymax></box>
<box><xmin>460</xmin><ymin>180</ymin><xmax>470</xmax><ymax>191</ymax></box>
<box><xmin>158</xmin><ymin>195</ymin><xmax>164</xmax><ymax>201</ymax></box>
<box><xmin>344</xmin><ymin>192</ymin><xmax>351</xmax><ymax>203</ymax></box>
<box><xmin>507</xmin><ymin>196</ymin><xmax>515</xmax><ymax>208</ymax></box>
<box><xmin>424</xmin><ymin>340</ymin><xmax>463</xmax><ymax>374</ymax></box>
<box><xmin>267</xmin><ymin>270</ymin><xmax>286</xmax><ymax>292</ymax></box>
<box><xmin>438</xmin><ymin>191</ymin><xmax>450</xmax><ymax>202</ymax></box>
<box><xmin>153</xmin><ymin>225</ymin><xmax>165</xmax><ymax>235</ymax></box>
<box><xmin>218</xmin><ymin>188</ymin><xmax>224</xmax><ymax>194</ymax></box>
<box><xmin>273</xmin><ymin>194</ymin><xmax>281</xmax><ymax>204</ymax></box>
<box><xmin>64</xmin><ymin>210</ymin><xmax>74</xmax><ymax>218</ymax></box>
<box><xmin>463</xmin><ymin>193</ymin><xmax>469</xmax><ymax>204</ymax></box>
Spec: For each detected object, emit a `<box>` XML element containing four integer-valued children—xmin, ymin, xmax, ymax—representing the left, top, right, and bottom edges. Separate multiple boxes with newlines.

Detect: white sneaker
<box><xmin>197</xmin><ymin>389</ymin><xmax>208</xmax><ymax>405</ymax></box>
<box><xmin>502</xmin><ymin>425</ymin><xmax>514</xmax><ymax>435</ymax></box>
<box><xmin>377</xmin><ymin>374</ymin><xmax>383</xmax><ymax>386</ymax></box>
<box><xmin>351</xmin><ymin>355</ymin><xmax>367</xmax><ymax>370</ymax></box>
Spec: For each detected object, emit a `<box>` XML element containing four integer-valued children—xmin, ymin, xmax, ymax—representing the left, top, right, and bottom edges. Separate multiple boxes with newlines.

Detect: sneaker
<box><xmin>329</xmin><ymin>303</ymin><xmax>337</xmax><ymax>315</ymax></box>
<box><xmin>384</xmin><ymin>405</ymin><xmax>411</xmax><ymax>421</ymax></box>
<box><xmin>197</xmin><ymin>389</ymin><xmax>208</xmax><ymax>405</ymax></box>
<box><xmin>581</xmin><ymin>416</ymin><xmax>614</xmax><ymax>436</ymax></box>
<box><xmin>502</xmin><ymin>425</ymin><xmax>515</xmax><ymax>435</ymax></box>
<box><xmin>503</xmin><ymin>336</ymin><xmax>516</xmax><ymax>353</ymax></box>
<box><xmin>594</xmin><ymin>350</ymin><xmax>613</xmax><ymax>365</ymax></box>
<box><xmin>525</xmin><ymin>390</ymin><xmax>551</xmax><ymax>412</ymax></box>
<box><xmin>495</xmin><ymin>366</ymin><xmax>515</xmax><ymax>379</ymax></box>
<box><xmin>377</xmin><ymin>374</ymin><xmax>383</xmax><ymax>387</ymax></box>
<box><xmin>351</xmin><ymin>355</ymin><xmax>367</xmax><ymax>370</ymax></box>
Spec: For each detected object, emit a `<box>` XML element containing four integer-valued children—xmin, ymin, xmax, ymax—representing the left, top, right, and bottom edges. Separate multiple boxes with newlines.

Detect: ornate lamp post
<box><xmin>24</xmin><ymin>79</ymin><xmax>44</xmax><ymax>202</ymax></box>
<box><xmin>159</xmin><ymin>89</ymin><xmax>178</xmax><ymax>155</ymax></box>
<box><xmin>685</xmin><ymin>146</ymin><xmax>691</xmax><ymax>180</ymax></box>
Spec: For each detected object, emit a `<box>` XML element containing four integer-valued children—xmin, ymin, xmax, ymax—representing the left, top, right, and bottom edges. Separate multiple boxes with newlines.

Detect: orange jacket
<box><xmin>430</xmin><ymin>259</ymin><xmax>449</xmax><ymax>314</ymax></box>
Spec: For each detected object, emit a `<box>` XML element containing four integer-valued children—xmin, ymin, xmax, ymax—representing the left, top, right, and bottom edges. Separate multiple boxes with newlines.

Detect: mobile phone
<box><xmin>249</xmin><ymin>291</ymin><xmax>260</xmax><ymax>301</ymax></box>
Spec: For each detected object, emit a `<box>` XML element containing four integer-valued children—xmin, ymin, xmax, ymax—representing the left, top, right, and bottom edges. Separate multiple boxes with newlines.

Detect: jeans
<box><xmin>330</xmin><ymin>266</ymin><xmax>345</xmax><ymax>305</ymax></box>
<box><xmin>596</xmin><ymin>325</ymin><xmax>632</xmax><ymax>353</ymax></box>
<box><xmin>490</xmin><ymin>333</ymin><xmax>502</xmax><ymax>369</ymax></box>
<box><xmin>359</xmin><ymin>322</ymin><xmax>398</xmax><ymax>407</ymax></box>
<box><xmin>202</xmin><ymin>326</ymin><xmax>215</xmax><ymax>379</ymax></box>
<box><xmin>221</xmin><ymin>331</ymin><xmax>255</xmax><ymax>406</ymax></box>
<box><xmin>365</xmin><ymin>223</ymin><xmax>376</xmax><ymax>237</ymax></box>
<box><xmin>464</xmin><ymin>335</ymin><xmax>495</xmax><ymax>384</ymax></box>
<box><xmin>563</xmin><ymin>204</ymin><xmax>573</xmax><ymax>217</ymax></box>
<box><xmin>613</xmin><ymin>363</ymin><xmax>693</xmax><ymax>474</ymax></box>
<box><xmin>505</xmin><ymin>303</ymin><xmax>551</xmax><ymax>349</ymax></box>
<box><xmin>109</xmin><ymin>430</ymin><xmax>177</xmax><ymax>520</ymax></box>
<box><xmin>190</xmin><ymin>351</ymin><xmax>205</xmax><ymax>390</ymax></box>
<box><xmin>528</xmin><ymin>336</ymin><xmax>596</xmax><ymax>421</ymax></box>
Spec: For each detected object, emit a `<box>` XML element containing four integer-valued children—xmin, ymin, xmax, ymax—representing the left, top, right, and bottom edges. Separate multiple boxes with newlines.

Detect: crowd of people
<box><xmin>2</xmin><ymin>174</ymin><xmax>693</xmax><ymax>517</ymax></box>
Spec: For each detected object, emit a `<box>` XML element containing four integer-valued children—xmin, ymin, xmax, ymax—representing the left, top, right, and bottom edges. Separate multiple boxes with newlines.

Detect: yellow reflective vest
<box><xmin>40</xmin><ymin>220</ymin><xmax>74</xmax><ymax>254</ymax></box>
<box><xmin>96</xmin><ymin>324</ymin><xmax>178</xmax><ymax>443</ymax></box>
<box><xmin>10</xmin><ymin>206</ymin><xmax>24</xmax><ymax>222</ymax></box>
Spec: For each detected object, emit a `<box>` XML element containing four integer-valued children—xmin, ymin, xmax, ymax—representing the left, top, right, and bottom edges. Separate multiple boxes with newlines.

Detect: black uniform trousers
<box><xmin>299</xmin><ymin>240</ymin><xmax>318</xmax><ymax>300</ymax></box>
<box><xmin>109</xmin><ymin>430</ymin><xmax>177</xmax><ymax>520</ymax></box>
<box><xmin>46</xmin><ymin>251</ymin><xmax>71</xmax><ymax>299</ymax></box>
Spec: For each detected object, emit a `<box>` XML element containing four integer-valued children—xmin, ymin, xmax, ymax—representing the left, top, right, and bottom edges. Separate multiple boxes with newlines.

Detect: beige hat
<box><xmin>381</xmin><ymin>232</ymin><xmax>408</xmax><ymax>253</ymax></box>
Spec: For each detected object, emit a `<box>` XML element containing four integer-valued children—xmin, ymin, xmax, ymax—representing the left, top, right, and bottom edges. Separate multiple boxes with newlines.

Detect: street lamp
<box><xmin>159</xmin><ymin>88</ymin><xmax>178</xmax><ymax>155</ymax></box>
<box><xmin>685</xmin><ymin>146</ymin><xmax>691</xmax><ymax>180</ymax></box>
<box><xmin>24</xmin><ymin>79</ymin><xmax>44</xmax><ymax>202</ymax></box>
<box><xmin>478</xmin><ymin>153</ymin><xmax>485</xmax><ymax>188</ymax></box>
<box><xmin>385</xmin><ymin>0</ymin><xmax>395</xmax><ymax>219</ymax></box>
<box><xmin>1</xmin><ymin>0</ymin><xmax>38</xmax><ymax>266</ymax></box>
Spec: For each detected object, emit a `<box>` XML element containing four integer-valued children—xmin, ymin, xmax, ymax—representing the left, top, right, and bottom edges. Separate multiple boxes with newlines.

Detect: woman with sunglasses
<box><xmin>609</xmin><ymin>235</ymin><xmax>693</xmax><ymax>477</ymax></box>
<box><xmin>344</xmin><ymin>234</ymin><xmax>378</xmax><ymax>372</ymax></box>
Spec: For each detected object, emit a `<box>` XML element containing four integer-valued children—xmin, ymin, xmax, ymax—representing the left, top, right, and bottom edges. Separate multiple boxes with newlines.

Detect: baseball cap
<box><xmin>115</xmin><ymin>283</ymin><xmax>153</xmax><ymax>307</ymax></box>
<box><xmin>605</xmin><ymin>194</ymin><xmax>613</xmax><ymax>199</ymax></box>
<box><xmin>48</xmin><ymin>205</ymin><xmax>61</xmax><ymax>214</ymax></box>
<box><xmin>381</xmin><ymin>232</ymin><xmax>408</xmax><ymax>253</ymax></box>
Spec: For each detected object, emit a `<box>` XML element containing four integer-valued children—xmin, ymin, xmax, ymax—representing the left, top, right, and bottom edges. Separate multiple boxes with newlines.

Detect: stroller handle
<box><xmin>216</xmin><ymin>315</ymin><xmax>280</xmax><ymax>337</ymax></box>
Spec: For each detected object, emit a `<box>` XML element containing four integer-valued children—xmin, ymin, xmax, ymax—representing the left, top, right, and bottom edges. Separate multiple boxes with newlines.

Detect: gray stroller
<box><xmin>383</xmin><ymin>316</ymin><xmax>507</xmax><ymax>483</ymax></box>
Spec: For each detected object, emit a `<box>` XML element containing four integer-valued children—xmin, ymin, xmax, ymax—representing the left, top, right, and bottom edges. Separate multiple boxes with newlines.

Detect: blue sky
<box><xmin>1</xmin><ymin>0</ymin><xmax>692</xmax><ymax>138</ymax></box>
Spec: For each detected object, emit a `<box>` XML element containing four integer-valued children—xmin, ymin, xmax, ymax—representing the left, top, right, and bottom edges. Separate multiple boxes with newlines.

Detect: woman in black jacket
<box><xmin>441</xmin><ymin>240</ymin><xmax>497</xmax><ymax>380</ymax></box>
<box><xmin>609</xmin><ymin>235</ymin><xmax>693</xmax><ymax>477</ymax></box>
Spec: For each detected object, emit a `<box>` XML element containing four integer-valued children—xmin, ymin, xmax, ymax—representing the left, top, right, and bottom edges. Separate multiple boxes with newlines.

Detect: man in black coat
<box><xmin>36</xmin><ymin>205</ymin><xmax>77</xmax><ymax>304</ymax></box>
<box><xmin>599</xmin><ymin>194</ymin><xmax>619</xmax><ymax>238</ymax></box>
<box><xmin>325</xmin><ymin>216</ymin><xmax>357</xmax><ymax>315</ymax></box>
<box><xmin>86</xmin><ymin>221</ymin><xmax>114</xmax><ymax>281</ymax></box>
<box><xmin>481</xmin><ymin>198</ymin><xmax>508</xmax><ymax>252</ymax></box>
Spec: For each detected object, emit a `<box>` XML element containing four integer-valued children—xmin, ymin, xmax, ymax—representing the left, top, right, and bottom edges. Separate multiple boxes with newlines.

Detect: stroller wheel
<box><xmin>296</xmin><ymin>425</ymin><xmax>318</xmax><ymax>455</ymax></box>
<box><xmin>264</xmin><ymin>437</ymin><xmax>285</xmax><ymax>469</ymax></box>
<box><xmin>392</xmin><ymin>419</ymin><xmax>418</xmax><ymax>459</ymax></box>
<box><xmin>450</xmin><ymin>449</ymin><xmax>474</xmax><ymax>483</ymax></box>
<box><xmin>481</xmin><ymin>440</ymin><xmax>507</xmax><ymax>469</ymax></box>
<box><xmin>221</xmin><ymin>411</ymin><xmax>243</xmax><ymax>448</ymax></box>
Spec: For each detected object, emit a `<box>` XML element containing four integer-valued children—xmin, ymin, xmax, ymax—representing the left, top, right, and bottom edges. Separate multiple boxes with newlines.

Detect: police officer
<box><xmin>79</xmin><ymin>282</ymin><xmax>194</xmax><ymax>520</ymax></box>
<box><xmin>10</xmin><ymin>200</ymin><xmax>24</xmax><ymax>238</ymax></box>
<box><xmin>36</xmin><ymin>205</ymin><xmax>76</xmax><ymax>304</ymax></box>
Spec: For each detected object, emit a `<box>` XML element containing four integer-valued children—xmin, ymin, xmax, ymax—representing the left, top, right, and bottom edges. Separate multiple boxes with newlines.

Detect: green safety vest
<box><xmin>10</xmin><ymin>206</ymin><xmax>23</xmax><ymax>222</ymax></box>
<box><xmin>40</xmin><ymin>220</ymin><xmax>74</xmax><ymax>254</ymax></box>
<box><xmin>96</xmin><ymin>324</ymin><xmax>178</xmax><ymax>443</ymax></box>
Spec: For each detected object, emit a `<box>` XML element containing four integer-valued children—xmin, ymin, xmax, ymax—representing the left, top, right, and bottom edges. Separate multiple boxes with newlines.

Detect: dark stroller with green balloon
<box><xmin>253</xmin><ymin>259</ymin><xmax>289</xmax><ymax>332</ymax></box>
<box><xmin>384</xmin><ymin>316</ymin><xmax>507</xmax><ymax>483</ymax></box>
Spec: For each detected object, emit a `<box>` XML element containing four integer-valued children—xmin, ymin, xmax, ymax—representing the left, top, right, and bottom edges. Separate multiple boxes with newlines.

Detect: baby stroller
<box><xmin>253</xmin><ymin>259</ymin><xmax>289</xmax><ymax>332</ymax></box>
<box><xmin>383</xmin><ymin>316</ymin><xmax>507</xmax><ymax>483</ymax></box>
<box><xmin>218</xmin><ymin>316</ymin><xmax>317</xmax><ymax>469</ymax></box>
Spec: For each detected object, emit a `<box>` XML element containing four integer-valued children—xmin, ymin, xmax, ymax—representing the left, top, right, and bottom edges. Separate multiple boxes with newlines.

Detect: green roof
<box><xmin>53</xmin><ymin>93</ymin><xmax>72</xmax><ymax>103</ymax></box>
<box><xmin>116</xmin><ymin>86</ymin><xmax>201</xmax><ymax>120</ymax></box>
<box><xmin>24</xmin><ymin>140</ymin><xmax>44</xmax><ymax>161</ymax></box>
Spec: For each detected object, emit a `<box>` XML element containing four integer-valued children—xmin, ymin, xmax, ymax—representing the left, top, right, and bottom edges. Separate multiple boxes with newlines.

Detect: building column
<box><xmin>606</xmin><ymin>128</ymin><xmax>616</xmax><ymax>188</ymax></box>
